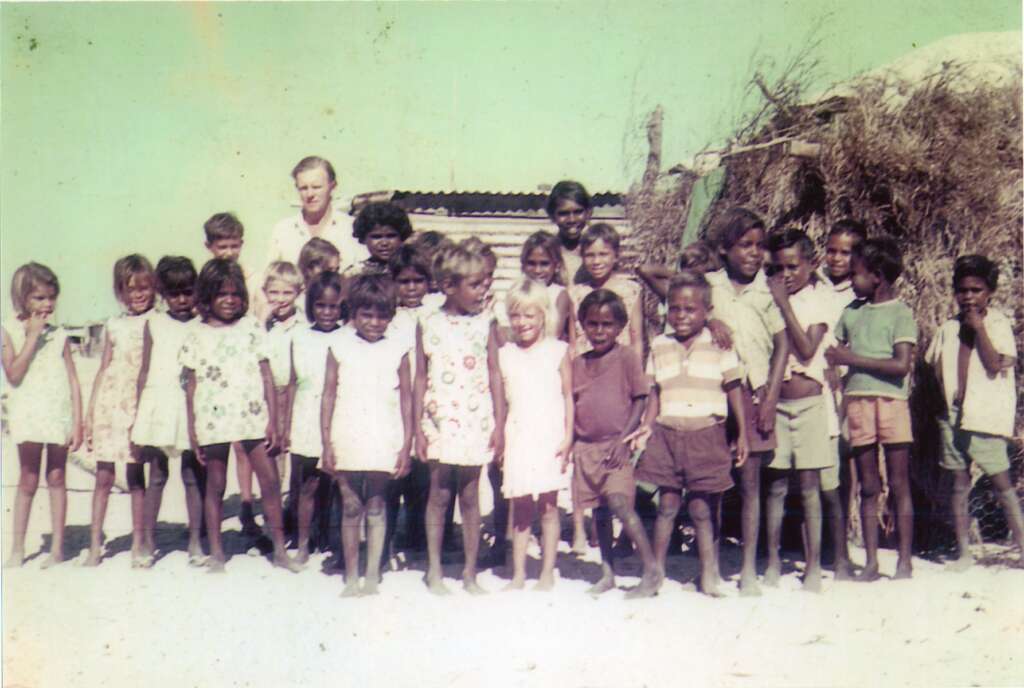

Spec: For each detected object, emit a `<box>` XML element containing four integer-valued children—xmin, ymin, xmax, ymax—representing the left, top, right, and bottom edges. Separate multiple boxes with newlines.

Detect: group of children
<box><xmin>3</xmin><ymin>172</ymin><xmax>1022</xmax><ymax>600</ymax></box>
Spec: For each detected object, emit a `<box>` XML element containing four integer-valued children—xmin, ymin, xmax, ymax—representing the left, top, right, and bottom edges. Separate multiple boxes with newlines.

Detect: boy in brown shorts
<box><xmin>572</xmin><ymin>289</ymin><xmax>661</xmax><ymax>598</ymax></box>
<box><xmin>633</xmin><ymin>271</ymin><xmax>749</xmax><ymax>597</ymax></box>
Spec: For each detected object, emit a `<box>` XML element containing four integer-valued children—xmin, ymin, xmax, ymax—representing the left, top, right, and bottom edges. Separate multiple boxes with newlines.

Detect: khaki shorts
<box><xmin>846</xmin><ymin>396</ymin><xmax>912</xmax><ymax>448</ymax></box>
<box><xmin>572</xmin><ymin>437</ymin><xmax>637</xmax><ymax>510</ymax></box>
<box><xmin>769</xmin><ymin>395</ymin><xmax>834</xmax><ymax>472</ymax></box>
<box><xmin>939</xmin><ymin>418</ymin><xmax>1010</xmax><ymax>476</ymax></box>
<box><xmin>636</xmin><ymin>421</ymin><xmax>733</xmax><ymax>493</ymax></box>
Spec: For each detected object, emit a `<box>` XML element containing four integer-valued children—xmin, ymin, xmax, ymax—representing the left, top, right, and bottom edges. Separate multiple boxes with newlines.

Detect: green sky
<box><xmin>1</xmin><ymin>1</ymin><xmax>1020</xmax><ymax>322</ymax></box>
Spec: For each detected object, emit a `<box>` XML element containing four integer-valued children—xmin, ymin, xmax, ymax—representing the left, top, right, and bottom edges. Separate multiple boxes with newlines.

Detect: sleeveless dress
<box><xmin>289</xmin><ymin>326</ymin><xmax>346</xmax><ymax>459</ymax></box>
<box><xmin>3</xmin><ymin>323</ymin><xmax>72</xmax><ymax>445</ymax></box>
<box><xmin>420</xmin><ymin>309</ymin><xmax>495</xmax><ymax>466</ymax></box>
<box><xmin>498</xmin><ymin>338</ymin><xmax>569</xmax><ymax>498</ymax></box>
<box><xmin>131</xmin><ymin>314</ymin><xmax>194</xmax><ymax>452</ymax></box>
<box><xmin>90</xmin><ymin>313</ymin><xmax>149</xmax><ymax>463</ymax></box>
<box><xmin>328</xmin><ymin>327</ymin><xmax>409</xmax><ymax>472</ymax></box>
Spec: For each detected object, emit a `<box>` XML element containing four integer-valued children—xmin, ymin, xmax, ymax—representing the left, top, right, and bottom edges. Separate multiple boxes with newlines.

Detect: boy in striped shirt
<box><xmin>633</xmin><ymin>271</ymin><xmax>749</xmax><ymax>597</ymax></box>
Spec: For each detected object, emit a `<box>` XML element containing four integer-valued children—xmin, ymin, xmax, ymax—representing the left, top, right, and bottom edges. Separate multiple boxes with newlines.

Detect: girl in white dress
<box><xmin>84</xmin><ymin>255</ymin><xmax>156</xmax><ymax>567</ymax></box>
<box><xmin>494</xmin><ymin>279</ymin><xmax>573</xmax><ymax>591</ymax></box>
<box><xmin>2</xmin><ymin>263</ymin><xmax>83</xmax><ymax>568</ymax></box>
<box><xmin>285</xmin><ymin>271</ymin><xmax>345</xmax><ymax>565</ymax></box>
<box><xmin>131</xmin><ymin>257</ymin><xmax>200</xmax><ymax>565</ymax></box>
<box><xmin>181</xmin><ymin>259</ymin><xmax>299</xmax><ymax>573</ymax></box>
<box><xmin>322</xmin><ymin>275</ymin><xmax>412</xmax><ymax>596</ymax></box>
<box><xmin>414</xmin><ymin>242</ymin><xmax>501</xmax><ymax>595</ymax></box>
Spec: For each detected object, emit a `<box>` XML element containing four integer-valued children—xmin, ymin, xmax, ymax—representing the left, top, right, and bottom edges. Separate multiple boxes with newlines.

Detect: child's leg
<box><xmin>507</xmin><ymin>495</ymin><xmax>534</xmax><ymax>589</ymax></box>
<box><xmin>739</xmin><ymin>452</ymin><xmax>766</xmax><ymax>594</ymax></box>
<box><xmin>990</xmin><ymin>471</ymin><xmax>1024</xmax><ymax>554</ymax></box>
<box><xmin>314</xmin><ymin>471</ymin><xmax>334</xmax><ymax>552</ymax></box>
<box><xmin>126</xmin><ymin>462</ymin><xmax>147</xmax><ymax>564</ymax></box>
<box><xmin>591</xmin><ymin>504</ymin><xmax>616</xmax><ymax>593</ymax></box>
<box><xmin>652</xmin><ymin>488</ymin><xmax>683</xmax><ymax>574</ymax></box>
<box><xmin>362</xmin><ymin>473</ymin><xmax>390</xmax><ymax>595</ymax></box>
<box><xmin>180</xmin><ymin>449</ymin><xmax>207</xmax><ymax>562</ymax></box>
<box><xmin>571</xmin><ymin>483</ymin><xmax>589</xmax><ymax>553</ymax></box>
<box><xmin>424</xmin><ymin>462</ymin><xmax>454</xmax><ymax>594</ymax></box>
<box><xmin>383</xmin><ymin>473</ymin><xmax>403</xmax><ymax>565</ymax></box>
<box><xmin>798</xmin><ymin>469</ymin><xmax>823</xmax><ymax>591</ymax></box>
<box><xmin>4</xmin><ymin>443</ymin><xmax>43</xmax><ymax>568</ymax></box>
<box><xmin>608</xmin><ymin>492</ymin><xmax>662</xmax><ymax>599</ymax></box>
<box><xmin>822</xmin><ymin>440</ymin><xmax>852</xmax><ymax>578</ymax></box>
<box><xmin>883</xmin><ymin>444</ymin><xmax>913</xmax><ymax>578</ymax></box>
<box><xmin>536</xmin><ymin>491</ymin><xmax>559</xmax><ymax>591</ymax></box>
<box><xmin>235</xmin><ymin>442</ymin><xmax>259</xmax><ymax>536</ymax></box>
<box><xmin>202</xmin><ymin>444</ymin><xmax>230</xmax><ymax>571</ymax></box>
<box><xmin>763</xmin><ymin>469</ymin><xmax>788</xmax><ymax>586</ymax></box>
<box><xmin>485</xmin><ymin>461</ymin><xmax>509</xmax><ymax>563</ymax></box>
<box><xmin>455</xmin><ymin>465</ymin><xmax>486</xmax><ymax>594</ymax></box>
<box><xmin>853</xmin><ymin>445</ymin><xmax>882</xmax><ymax>581</ymax></box>
<box><xmin>688</xmin><ymin>492</ymin><xmax>723</xmax><ymax>597</ymax></box>
<box><xmin>246</xmin><ymin>440</ymin><xmax>299</xmax><ymax>572</ymax></box>
<box><xmin>293</xmin><ymin>455</ymin><xmax>321</xmax><ymax>564</ymax></box>
<box><xmin>84</xmin><ymin>461</ymin><xmax>117</xmax><ymax>566</ymax></box>
<box><xmin>140</xmin><ymin>448</ymin><xmax>169</xmax><ymax>558</ymax></box>
<box><xmin>336</xmin><ymin>472</ymin><xmax>366</xmax><ymax>596</ymax></box>
<box><xmin>42</xmin><ymin>444</ymin><xmax>68</xmax><ymax>568</ymax></box>
<box><xmin>948</xmin><ymin>468</ymin><xmax>973</xmax><ymax>570</ymax></box>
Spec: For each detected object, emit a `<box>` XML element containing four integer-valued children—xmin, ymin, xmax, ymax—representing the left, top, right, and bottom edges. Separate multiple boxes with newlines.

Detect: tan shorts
<box><xmin>768</xmin><ymin>395</ymin><xmax>834</xmax><ymax>471</ymax></box>
<box><xmin>572</xmin><ymin>438</ymin><xmax>637</xmax><ymax>510</ymax></box>
<box><xmin>846</xmin><ymin>396</ymin><xmax>912</xmax><ymax>448</ymax></box>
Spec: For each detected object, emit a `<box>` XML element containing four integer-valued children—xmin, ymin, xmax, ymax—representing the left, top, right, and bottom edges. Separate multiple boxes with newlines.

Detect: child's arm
<box><xmin>282</xmin><ymin>341</ymin><xmax>298</xmax><ymax>453</ymax></box>
<box><xmin>625</xmin><ymin>383</ymin><xmax>660</xmax><ymax>453</ymax></box>
<box><xmin>554</xmin><ymin>290</ymin><xmax>572</xmax><ymax>344</ymax></box>
<box><xmin>609</xmin><ymin>395</ymin><xmax>646</xmax><ymax>469</ymax></box>
<box><xmin>725</xmin><ymin>379</ymin><xmax>749</xmax><ymax>467</ymax></box>
<box><xmin>768</xmin><ymin>280</ymin><xmax>827</xmax><ymax>361</ymax></box>
<box><xmin>825</xmin><ymin>342</ymin><xmax>914</xmax><ymax>377</ymax></box>
<box><xmin>395</xmin><ymin>353</ymin><xmax>413</xmax><ymax>478</ymax></box>
<box><xmin>84</xmin><ymin>331</ymin><xmax>114</xmax><ymax>450</ymax></box>
<box><xmin>259</xmin><ymin>358</ymin><xmax>279</xmax><ymax>453</ymax></box>
<box><xmin>556</xmin><ymin>349</ymin><xmax>574</xmax><ymax>473</ymax></box>
<box><xmin>136</xmin><ymin>321</ymin><xmax>152</xmax><ymax>413</ymax></box>
<box><xmin>1</xmin><ymin>317</ymin><xmax>47</xmax><ymax>385</ymax></box>
<box><xmin>626</xmin><ymin>290</ymin><xmax>644</xmax><ymax>352</ymax></box>
<box><xmin>636</xmin><ymin>263</ymin><xmax>671</xmax><ymax>301</ymax></box>
<box><xmin>63</xmin><ymin>338</ymin><xmax>84</xmax><ymax>452</ymax></box>
<box><xmin>487</xmin><ymin>321</ymin><xmax>506</xmax><ymax>465</ymax></box>
<box><xmin>320</xmin><ymin>351</ymin><xmax>338</xmax><ymax>472</ymax></box>
<box><xmin>412</xmin><ymin>323</ymin><xmax>429</xmax><ymax>460</ymax></box>
<box><xmin>963</xmin><ymin>309</ymin><xmax>1015</xmax><ymax>375</ymax></box>
<box><xmin>183</xmin><ymin>367</ymin><xmax>203</xmax><ymax>464</ymax></box>
<box><xmin>757</xmin><ymin>331</ymin><xmax>789</xmax><ymax>433</ymax></box>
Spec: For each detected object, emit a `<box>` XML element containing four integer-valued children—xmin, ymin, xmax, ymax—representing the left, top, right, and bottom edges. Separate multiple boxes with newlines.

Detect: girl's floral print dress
<box><xmin>90</xmin><ymin>313</ymin><xmax>149</xmax><ymax>463</ymax></box>
<box><xmin>179</xmin><ymin>316</ymin><xmax>270</xmax><ymax>447</ymax></box>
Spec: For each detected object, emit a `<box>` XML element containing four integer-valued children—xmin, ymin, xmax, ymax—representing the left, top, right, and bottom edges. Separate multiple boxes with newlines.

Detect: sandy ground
<box><xmin>2</xmin><ymin>436</ymin><xmax>1022</xmax><ymax>688</ymax></box>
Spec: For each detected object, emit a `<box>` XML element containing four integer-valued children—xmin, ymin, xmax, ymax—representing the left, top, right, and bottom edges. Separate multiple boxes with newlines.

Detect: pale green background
<box><xmin>2</xmin><ymin>1</ymin><xmax>1020</xmax><ymax>322</ymax></box>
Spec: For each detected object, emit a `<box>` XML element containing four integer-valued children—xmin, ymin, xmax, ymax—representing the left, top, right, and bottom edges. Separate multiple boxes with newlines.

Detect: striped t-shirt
<box><xmin>647</xmin><ymin>329</ymin><xmax>741</xmax><ymax>427</ymax></box>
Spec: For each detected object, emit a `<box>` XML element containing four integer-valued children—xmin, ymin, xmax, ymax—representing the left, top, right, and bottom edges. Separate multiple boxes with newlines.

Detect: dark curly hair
<box><xmin>353</xmin><ymin>201</ymin><xmax>413</xmax><ymax>242</ymax></box>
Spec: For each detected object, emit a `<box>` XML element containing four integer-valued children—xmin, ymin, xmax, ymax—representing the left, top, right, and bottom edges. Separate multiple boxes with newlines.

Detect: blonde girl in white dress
<box><xmin>181</xmin><ymin>259</ymin><xmax>300</xmax><ymax>574</ymax></box>
<box><xmin>83</xmin><ymin>255</ymin><xmax>156</xmax><ymax>567</ymax></box>
<box><xmin>322</xmin><ymin>275</ymin><xmax>412</xmax><ymax>596</ymax></box>
<box><xmin>414</xmin><ymin>242</ymin><xmax>501</xmax><ymax>595</ymax></box>
<box><xmin>284</xmin><ymin>271</ymin><xmax>345</xmax><ymax>565</ymax></box>
<box><xmin>131</xmin><ymin>257</ymin><xmax>200</xmax><ymax>565</ymax></box>
<box><xmin>494</xmin><ymin>279</ymin><xmax>573</xmax><ymax>591</ymax></box>
<box><xmin>2</xmin><ymin>263</ymin><xmax>83</xmax><ymax>568</ymax></box>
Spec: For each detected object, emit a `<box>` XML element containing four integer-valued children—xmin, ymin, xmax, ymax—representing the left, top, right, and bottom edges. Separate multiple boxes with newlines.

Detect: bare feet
<box><xmin>739</xmin><ymin>571</ymin><xmax>762</xmax><ymax>597</ymax></box>
<box><xmin>206</xmin><ymin>556</ymin><xmax>226</xmax><ymax>574</ymax></box>
<box><xmin>272</xmin><ymin>553</ymin><xmax>303</xmax><ymax>573</ymax></box>
<box><xmin>39</xmin><ymin>553</ymin><xmax>64</xmax><ymax>570</ymax></box>
<box><xmin>533</xmin><ymin>573</ymin><xmax>555</xmax><ymax>591</ymax></box>
<box><xmin>82</xmin><ymin>549</ymin><xmax>103</xmax><ymax>567</ymax></box>
<box><xmin>833</xmin><ymin>560</ymin><xmax>854</xmax><ymax>581</ymax></box>
<box><xmin>361</xmin><ymin>576</ymin><xmax>380</xmax><ymax>596</ymax></box>
<box><xmin>572</xmin><ymin>535</ymin><xmax>589</xmax><ymax>555</ymax></box>
<box><xmin>424</xmin><ymin>573</ymin><xmax>451</xmax><ymax>596</ymax></box>
<box><xmin>854</xmin><ymin>563</ymin><xmax>879</xmax><ymax>582</ymax></box>
<box><xmin>463</xmin><ymin>574</ymin><xmax>488</xmax><ymax>595</ymax></box>
<box><xmin>503</xmin><ymin>577</ymin><xmax>526</xmax><ymax>591</ymax></box>
<box><xmin>3</xmin><ymin>551</ymin><xmax>25</xmax><ymax>569</ymax></box>
<box><xmin>132</xmin><ymin>554</ymin><xmax>155</xmax><ymax>570</ymax></box>
<box><xmin>294</xmin><ymin>549</ymin><xmax>310</xmax><ymax>567</ymax></box>
<box><xmin>624</xmin><ymin>569</ymin><xmax>663</xmax><ymax>599</ymax></box>
<box><xmin>946</xmin><ymin>555</ymin><xmax>973</xmax><ymax>573</ymax></box>
<box><xmin>763</xmin><ymin>563</ymin><xmax>781</xmax><ymax>587</ymax></box>
<box><xmin>699</xmin><ymin>574</ymin><xmax>725</xmax><ymax>598</ymax></box>
<box><xmin>802</xmin><ymin>567</ymin><xmax>823</xmax><ymax>593</ymax></box>
<box><xmin>893</xmin><ymin>559</ymin><xmax>913</xmax><ymax>580</ymax></box>
<box><xmin>188</xmin><ymin>553</ymin><xmax>208</xmax><ymax>568</ymax></box>
<box><xmin>587</xmin><ymin>573</ymin><xmax>616</xmax><ymax>596</ymax></box>
<box><xmin>341</xmin><ymin>579</ymin><xmax>362</xmax><ymax>598</ymax></box>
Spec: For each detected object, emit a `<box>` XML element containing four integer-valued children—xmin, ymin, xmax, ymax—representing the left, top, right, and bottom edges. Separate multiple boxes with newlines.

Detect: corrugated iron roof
<box><xmin>350</xmin><ymin>190</ymin><xmax>624</xmax><ymax>216</ymax></box>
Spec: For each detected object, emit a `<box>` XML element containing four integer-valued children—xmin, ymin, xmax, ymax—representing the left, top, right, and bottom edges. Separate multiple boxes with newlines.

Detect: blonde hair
<box><xmin>505</xmin><ymin>278</ymin><xmax>550</xmax><ymax>327</ymax></box>
<box><xmin>462</xmin><ymin>236</ymin><xmax>497</xmax><ymax>268</ymax></box>
<box><xmin>10</xmin><ymin>262</ymin><xmax>59</xmax><ymax>317</ymax></box>
<box><xmin>433</xmin><ymin>242</ymin><xmax>487</xmax><ymax>287</ymax></box>
<box><xmin>113</xmin><ymin>254</ymin><xmax>155</xmax><ymax>301</ymax></box>
<box><xmin>262</xmin><ymin>261</ymin><xmax>303</xmax><ymax>291</ymax></box>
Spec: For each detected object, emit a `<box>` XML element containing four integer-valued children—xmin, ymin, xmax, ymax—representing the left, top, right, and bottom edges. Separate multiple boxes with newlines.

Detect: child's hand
<box><xmin>25</xmin><ymin>311</ymin><xmax>49</xmax><ymax>339</ymax></box>
<box><xmin>623</xmin><ymin>425</ymin><xmax>652</xmax><ymax>453</ymax></box>
<box><xmin>606</xmin><ymin>441</ymin><xmax>630</xmax><ymax>470</ymax></box>
<box><xmin>68</xmin><ymin>422</ymin><xmax>83</xmax><ymax>453</ymax></box>
<box><xmin>264</xmin><ymin>422</ymin><xmax>280</xmax><ymax>455</ymax></box>
<box><xmin>84</xmin><ymin>415</ymin><xmax>94</xmax><ymax>452</ymax></box>
<box><xmin>191</xmin><ymin>439</ymin><xmax>206</xmax><ymax>466</ymax></box>
<box><xmin>767</xmin><ymin>273</ymin><xmax>789</xmax><ymax>305</ymax></box>
<box><xmin>824</xmin><ymin>344</ymin><xmax>852</xmax><ymax>367</ymax></box>
<box><xmin>415</xmin><ymin>430</ymin><xmax>429</xmax><ymax>462</ymax></box>
<box><xmin>489</xmin><ymin>428</ymin><xmax>505</xmax><ymax>466</ymax></box>
<box><xmin>556</xmin><ymin>439</ymin><xmax>572</xmax><ymax>474</ymax></box>
<box><xmin>707</xmin><ymin>318</ymin><xmax>734</xmax><ymax>350</ymax></box>
<box><xmin>322</xmin><ymin>444</ymin><xmax>336</xmax><ymax>472</ymax></box>
<box><xmin>734</xmin><ymin>432</ymin><xmax>750</xmax><ymax>467</ymax></box>
<box><xmin>962</xmin><ymin>306</ymin><xmax>985</xmax><ymax>331</ymax></box>
<box><xmin>393</xmin><ymin>447</ymin><xmax>411</xmax><ymax>479</ymax></box>
<box><xmin>824</xmin><ymin>366</ymin><xmax>841</xmax><ymax>391</ymax></box>
<box><xmin>756</xmin><ymin>398</ymin><xmax>776</xmax><ymax>436</ymax></box>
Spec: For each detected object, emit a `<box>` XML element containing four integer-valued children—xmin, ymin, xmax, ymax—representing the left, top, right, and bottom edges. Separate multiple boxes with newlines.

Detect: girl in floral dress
<box><xmin>414</xmin><ymin>241</ymin><xmax>501</xmax><ymax>595</ymax></box>
<box><xmin>181</xmin><ymin>259</ymin><xmax>299</xmax><ymax>573</ymax></box>
<box><xmin>84</xmin><ymin>255</ymin><xmax>156</xmax><ymax>567</ymax></box>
